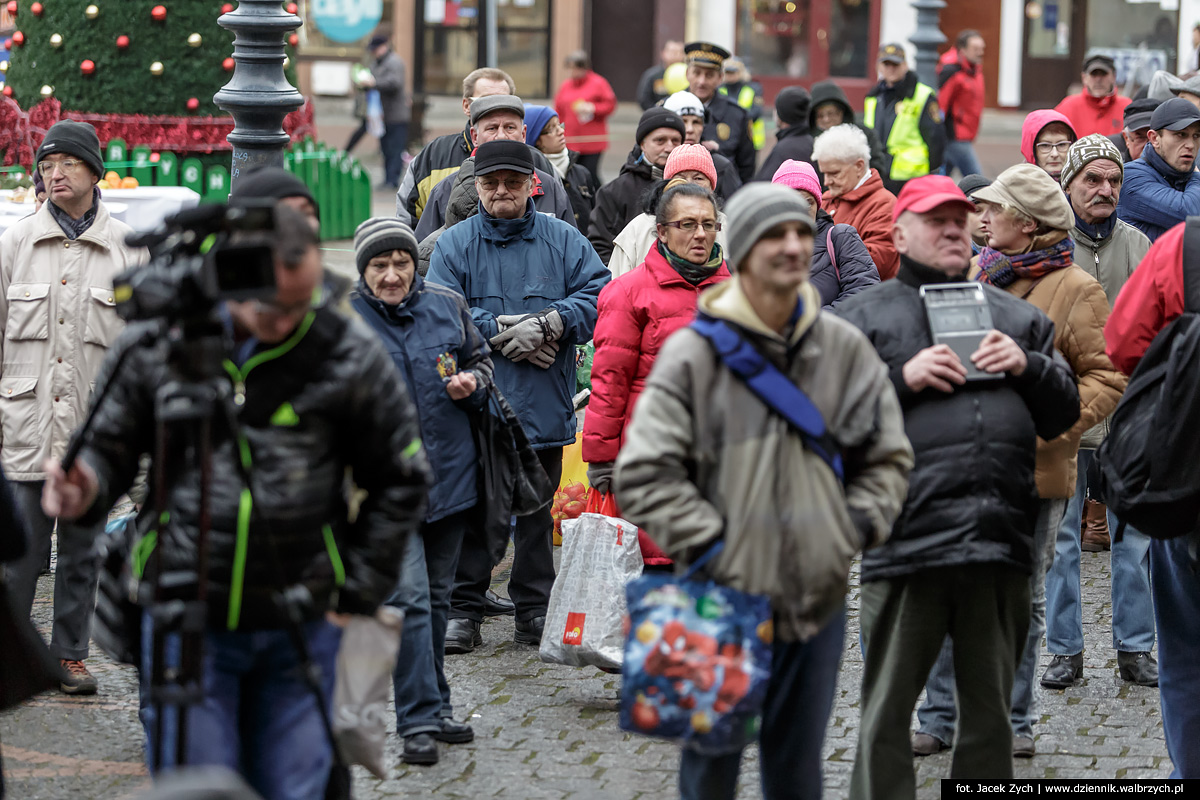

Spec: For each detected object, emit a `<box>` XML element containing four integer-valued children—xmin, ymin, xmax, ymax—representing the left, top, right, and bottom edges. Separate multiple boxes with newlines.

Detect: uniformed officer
<box><xmin>685</xmin><ymin>41</ymin><xmax>757</xmax><ymax>183</ymax></box>
<box><xmin>863</xmin><ymin>42</ymin><xmax>946</xmax><ymax>195</ymax></box>
<box><xmin>719</xmin><ymin>56</ymin><xmax>766</xmax><ymax>151</ymax></box>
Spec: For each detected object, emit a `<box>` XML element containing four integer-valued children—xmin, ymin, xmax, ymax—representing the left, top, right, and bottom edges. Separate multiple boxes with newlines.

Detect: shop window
<box><xmin>830</xmin><ymin>0</ymin><xmax>873</xmax><ymax>78</ymax></box>
<box><xmin>1085</xmin><ymin>0</ymin><xmax>1178</xmax><ymax>85</ymax></box>
<box><xmin>735</xmin><ymin>0</ymin><xmax>874</xmax><ymax>80</ymax></box>
<box><xmin>299</xmin><ymin>0</ymin><xmax>396</xmax><ymax>57</ymax></box>
<box><xmin>423</xmin><ymin>0</ymin><xmax>551</xmax><ymax>96</ymax></box>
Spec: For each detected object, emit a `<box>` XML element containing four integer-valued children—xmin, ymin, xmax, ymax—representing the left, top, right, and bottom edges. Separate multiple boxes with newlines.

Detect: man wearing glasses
<box><xmin>0</xmin><ymin>120</ymin><xmax>145</xmax><ymax>696</ymax></box>
<box><xmin>427</xmin><ymin>140</ymin><xmax>609</xmax><ymax>652</ymax></box>
<box><xmin>1117</xmin><ymin>97</ymin><xmax>1200</xmax><ymax>242</ymax></box>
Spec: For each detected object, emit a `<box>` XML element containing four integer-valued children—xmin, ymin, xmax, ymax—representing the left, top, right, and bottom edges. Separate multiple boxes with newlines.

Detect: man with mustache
<box><xmin>1116</xmin><ymin>98</ymin><xmax>1200</xmax><ymax>242</ymax></box>
<box><xmin>1041</xmin><ymin>134</ymin><xmax>1158</xmax><ymax>690</ymax></box>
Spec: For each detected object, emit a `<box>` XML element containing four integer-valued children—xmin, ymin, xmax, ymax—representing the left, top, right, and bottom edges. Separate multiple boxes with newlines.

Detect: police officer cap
<box><xmin>685</xmin><ymin>41</ymin><xmax>730</xmax><ymax>71</ymax></box>
<box><xmin>878</xmin><ymin>43</ymin><xmax>906</xmax><ymax>65</ymax></box>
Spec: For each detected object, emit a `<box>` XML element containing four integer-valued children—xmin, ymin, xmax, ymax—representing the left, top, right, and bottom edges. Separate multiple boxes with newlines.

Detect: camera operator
<box><xmin>40</xmin><ymin>205</ymin><xmax>430</xmax><ymax>799</ymax></box>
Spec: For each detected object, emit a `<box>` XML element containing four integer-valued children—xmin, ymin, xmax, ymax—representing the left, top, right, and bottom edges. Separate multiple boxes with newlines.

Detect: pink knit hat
<box><xmin>664</xmin><ymin>144</ymin><xmax>718</xmax><ymax>190</ymax></box>
<box><xmin>771</xmin><ymin>159</ymin><xmax>823</xmax><ymax>208</ymax></box>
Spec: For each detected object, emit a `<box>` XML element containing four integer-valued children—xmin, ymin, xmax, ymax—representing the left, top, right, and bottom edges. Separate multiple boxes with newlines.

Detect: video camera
<box><xmin>114</xmin><ymin>201</ymin><xmax>278</xmax><ymax>323</ymax></box>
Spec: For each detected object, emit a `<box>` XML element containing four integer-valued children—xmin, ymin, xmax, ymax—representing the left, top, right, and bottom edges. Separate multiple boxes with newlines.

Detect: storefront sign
<box><xmin>1091</xmin><ymin>47</ymin><xmax>1170</xmax><ymax>84</ymax></box>
<box><xmin>312</xmin><ymin>0</ymin><xmax>384</xmax><ymax>43</ymax></box>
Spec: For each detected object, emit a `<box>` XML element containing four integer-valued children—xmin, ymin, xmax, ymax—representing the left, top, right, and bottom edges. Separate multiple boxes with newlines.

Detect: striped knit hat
<box><xmin>353</xmin><ymin>217</ymin><xmax>419</xmax><ymax>275</ymax></box>
<box><xmin>724</xmin><ymin>183</ymin><xmax>815</xmax><ymax>271</ymax></box>
<box><xmin>1059</xmin><ymin>133</ymin><xmax>1124</xmax><ymax>190</ymax></box>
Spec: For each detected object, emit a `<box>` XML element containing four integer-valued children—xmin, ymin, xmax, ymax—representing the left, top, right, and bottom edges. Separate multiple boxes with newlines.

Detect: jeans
<box><xmin>139</xmin><ymin>611</ymin><xmax>342</xmax><ymax>800</ymax></box>
<box><xmin>390</xmin><ymin>510</ymin><xmax>468</xmax><ymax>736</ymax></box>
<box><xmin>916</xmin><ymin>498</ymin><xmax>1066</xmax><ymax>743</ymax></box>
<box><xmin>380</xmin><ymin>122</ymin><xmax>409</xmax><ymax>187</ymax></box>
<box><xmin>4</xmin><ymin>480</ymin><xmax>104</xmax><ymax>661</ymax></box>
<box><xmin>679</xmin><ymin>607</ymin><xmax>846</xmax><ymax>800</ymax></box>
<box><xmin>943</xmin><ymin>140</ymin><xmax>983</xmax><ymax>179</ymax></box>
<box><xmin>1150</xmin><ymin>534</ymin><xmax>1200</xmax><ymax>778</ymax></box>
<box><xmin>1045</xmin><ymin>449</ymin><xmax>1155</xmax><ymax>655</ymax></box>
<box><xmin>852</xmin><ymin>565</ymin><xmax>1029</xmax><ymax>800</ymax></box>
<box><xmin>451</xmin><ymin>446</ymin><xmax>562</xmax><ymax>623</ymax></box>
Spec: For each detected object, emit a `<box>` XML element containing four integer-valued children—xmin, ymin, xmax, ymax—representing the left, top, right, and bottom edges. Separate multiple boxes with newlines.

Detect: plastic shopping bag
<box><xmin>540</xmin><ymin>493</ymin><xmax>643</xmax><ymax>671</ymax></box>
<box><xmin>332</xmin><ymin>607</ymin><xmax>403</xmax><ymax>779</ymax></box>
<box><xmin>552</xmin><ymin>433</ymin><xmax>590</xmax><ymax>544</ymax></box>
<box><xmin>366</xmin><ymin>89</ymin><xmax>385</xmax><ymax>139</ymax></box>
<box><xmin>619</xmin><ymin>542</ymin><xmax>773</xmax><ymax>755</ymax></box>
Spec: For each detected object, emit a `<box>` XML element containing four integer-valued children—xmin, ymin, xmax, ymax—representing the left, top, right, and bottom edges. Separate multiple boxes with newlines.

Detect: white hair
<box><xmin>812</xmin><ymin>123</ymin><xmax>871</xmax><ymax>167</ymax></box>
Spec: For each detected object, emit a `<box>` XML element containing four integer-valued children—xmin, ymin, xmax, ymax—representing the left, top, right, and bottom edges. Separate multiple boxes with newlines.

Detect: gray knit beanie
<box><xmin>354</xmin><ymin>217</ymin><xmax>419</xmax><ymax>275</ymax></box>
<box><xmin>723</xmin><ymin>183</ymin><xmax>816</xmax><ymax>271</ymax></box>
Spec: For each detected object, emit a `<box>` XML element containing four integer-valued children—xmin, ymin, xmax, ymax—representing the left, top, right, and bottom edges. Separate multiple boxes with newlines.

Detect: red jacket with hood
<box><xmin>582</xmin><ymin>242</ymin><xmax>730</xmax><ymax>564</ymax></box>
<box><xmin>1021</xmin><ymin>109</ymin><xmax>1077</xmax><ymax>166</ymax></box>
<box><xmin>1105</xmin><ymin>220</ymin><xmax>1187</xmax><ymax>375</ymax></box>
<box><xmin>937</xmin><ymin>49</ymin><xmax>985</xmax><ymax>143</ymax></box>
<box><xmin>1055</xmin><ymin>90</ymin><xmax>1130</xmax><ymax>138</ymax></box>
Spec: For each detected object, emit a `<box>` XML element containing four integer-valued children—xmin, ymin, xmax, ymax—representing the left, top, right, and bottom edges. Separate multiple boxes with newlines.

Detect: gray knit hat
<box><xmin>1059</xmin><ymin>133</ymin><xmax>1125</xmax><ymax>189</ymax></box>
<box><xmin>354</xmin><ymin>217</ymin><xmax>419</xmax><ymax>275</ymax></box>
<box><xmin>723</xmin><ymin>183</ymin><xmax>815</xmax><ymax>271</ymax></box>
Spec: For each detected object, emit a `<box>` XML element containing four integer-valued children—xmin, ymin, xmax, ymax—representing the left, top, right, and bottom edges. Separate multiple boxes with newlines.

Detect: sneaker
<box><xmin>59</xmin><ymin>660</ymin><xmax>98</xmax><ymax>695</ymax></box>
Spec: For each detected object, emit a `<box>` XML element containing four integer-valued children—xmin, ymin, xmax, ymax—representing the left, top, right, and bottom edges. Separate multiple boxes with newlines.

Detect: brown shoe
<box><xmin>59</xmin><ymin>659</ymin><xmax>98</xmax><ymax>695</ymax></box>
<box><xmin>912</xmin><ymin>732</ymin><xmax>950</xmax><ymax>756</ymax></box>
<box><xmin>1081</xmin><ymin>499</ymin><xmax>1111</xmax><ymax>552</ymax></box>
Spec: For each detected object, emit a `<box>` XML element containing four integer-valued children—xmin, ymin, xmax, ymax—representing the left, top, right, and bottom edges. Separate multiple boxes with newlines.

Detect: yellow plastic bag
<box><xmin>552</xmin><ymin>434</ymin><xmax>590</xmax><ymax>545</ymax></box>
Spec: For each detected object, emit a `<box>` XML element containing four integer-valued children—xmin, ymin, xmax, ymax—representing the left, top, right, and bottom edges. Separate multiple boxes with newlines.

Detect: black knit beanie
<box><xmin>230</xmin><ymin>166</ymin><xmax>320</xmax><ymax>219</ymax></box>
<box><xmin>636</xmin><ymin>107</ymin><xmax>686</xmax><ymax>145</ymax></box>
<box><xmin>775</xmin><ymin>86</ymin><xmax>812</xmax><ymax>126</ymax></box>
<box><xmin>354</xmin><ymin>217</ymin><xmax>419</xmax><ymax>275</ymax></box>
<box><xmin>36</xmin><ymin>120</ymin><xmax>104</xmax><ymax>178</ymax></box>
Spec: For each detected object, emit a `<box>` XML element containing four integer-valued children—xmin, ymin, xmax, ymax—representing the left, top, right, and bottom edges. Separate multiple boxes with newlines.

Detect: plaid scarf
<box><xmin>975</xmin><ymin>236</ymin><xmax>1075</xmax><ymax>289</ymax></box>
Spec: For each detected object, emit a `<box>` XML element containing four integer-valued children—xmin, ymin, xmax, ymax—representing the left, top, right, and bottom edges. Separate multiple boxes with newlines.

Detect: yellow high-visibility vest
<box><xmin>864</xmin><ymin>81</ymin><xmax>935</xmax><ymax>181</ymax></box>
<box><xmin>720</xmin><ymin>83</ymin><xmax>766</xmax><ymax>150</ymax></box>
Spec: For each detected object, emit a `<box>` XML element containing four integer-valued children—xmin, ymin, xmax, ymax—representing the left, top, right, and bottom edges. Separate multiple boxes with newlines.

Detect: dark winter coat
<box><xmin>704</xmin><ymin>93</ymin><xmax>757</xmax><ymax>183</ymax></box>
<box><xmin>836</xmin><ymin>257</ymin><xmax>1081</xmax><ymax>582</ymax></box>
<box><xmin>588</xmin><ymin>147</ymin><xmax>659</xmax><ymax>264</ymax></box>
<box><xmin>427</xmin><ymin>199</ymin><xmax>611</xmax><ymax>448</ymax></box>
<box><xmin>755</xmin><ymin>123</ymin><xmax>816</xmax><ymax>182</ymax></box>
<box><xmin>712</xmin><ymin>152</ymin><xmax>743</xmax><ymax>200</ymax></box>
<box><xmin>75</xmin><ymin>309</ymin><xmax>430</xmax><ymax>630</ymax></box>
<box><xmin>810</xmin><ymin>212</ymin><xmax>880</xmax><ymax>309</ymax></box>
<box><xmin>351</xmin><ymin>275</ymin><xmax>493</xmax><ymax>523</ymax></box>
<box><xmin>808</xmin><ymin>80</ymin><xmax>887</xmax><ymax>175</ymax></box>
<box><xmin>559</xmin><ymin>150</ymin><xmax>601</xmax><ymax>230</ymax></box>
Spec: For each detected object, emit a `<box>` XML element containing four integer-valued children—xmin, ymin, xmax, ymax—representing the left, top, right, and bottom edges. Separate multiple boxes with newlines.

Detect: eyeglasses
<box><xmin>1035</xmin><ymin>141</ymin><xmax>1073</xmax><ymax>155</ymax></box>
<box><xmin>37</xmin><ymin>158</ymin><xmax>84</xmax><ymax>177</ymax></box>
<box><xmin>661</xmin><ymin>219</ymin><xmax>721</xmax><ymax>233</ymax></box>
<box><xmin>476</xmin><ymin>176</ymin><xmax>531</xmax><ymax>191</ymax></box>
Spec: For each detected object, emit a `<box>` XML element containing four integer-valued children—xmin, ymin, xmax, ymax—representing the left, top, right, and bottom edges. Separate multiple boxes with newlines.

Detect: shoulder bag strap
<box><xmin>826</xmin><ymin>226</ymin><xmax>840</xmax><ymax>283</ymax></box>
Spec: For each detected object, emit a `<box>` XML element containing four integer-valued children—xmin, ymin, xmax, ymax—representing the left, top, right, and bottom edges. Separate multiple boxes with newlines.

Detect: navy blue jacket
<box><xmin>1116</xmin><ymin>143</ymin><xmax>1200</xmax><ymax>242</ymax></box>
<box><xmin>352</xmin><ymin>275</ymin><xmax>493</xmax><ymax>522</ymax></box>
<box><xmin>811</xmin><ymin>212</ymin><xmax>881</xmax><ymax>309</ymax></box>
<box><xmin>427</xmin><ymin>200</ymin><xmax>610</xmax><ymax>449</ymax></box>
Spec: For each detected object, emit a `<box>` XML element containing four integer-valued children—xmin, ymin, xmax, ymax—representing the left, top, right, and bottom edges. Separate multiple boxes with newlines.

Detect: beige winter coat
<box><xmin>614</xmin><ymin>277</ymin><xmax>913</xmax><ymax>641</ymax></box>
<box><xmin>0</xmin><ymin>201</ymin><xmax>143</xmax><ymax>481</ymax></box>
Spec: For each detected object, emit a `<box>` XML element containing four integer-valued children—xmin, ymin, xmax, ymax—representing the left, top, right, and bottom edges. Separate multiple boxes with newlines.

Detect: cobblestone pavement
<box><xmin>0</xmin><ymin>544</ymin><xmax>1169</xmax><ymax>799</ymax></box>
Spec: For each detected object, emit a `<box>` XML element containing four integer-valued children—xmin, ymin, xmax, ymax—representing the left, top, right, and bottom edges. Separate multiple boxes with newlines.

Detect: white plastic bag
<box><xmin>540</xmin><ymin>494</ymin><xmax>643</xmax><ymax>671</ymax></box>
<box><xmin>332</xmin><ymin>607</ymin><xmax>403</xmax><ymax>779</ymax></box>
<box><xmin>366</xmin><ymin>89</ymin><xmax>385</xmax><ymax>139</ymax></box>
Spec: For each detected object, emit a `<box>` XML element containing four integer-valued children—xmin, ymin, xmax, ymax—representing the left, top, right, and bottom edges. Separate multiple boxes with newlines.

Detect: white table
<box><xmin>0</xmin><ymin>194</ymin><xmax>130</xmax><ymax>235</ymax></box>
<box><xmin>95</xmin><ymin>186</ymin><xmax>200</xmax><ymax>233</ymax></box>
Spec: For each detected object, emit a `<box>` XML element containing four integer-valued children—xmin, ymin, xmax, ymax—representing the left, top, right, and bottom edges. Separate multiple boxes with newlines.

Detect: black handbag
<box><xmin>470</xmin><ymin>383</ymin><xmax>554</xmax><ymax>563</ymax></box>
<box><xmin>0</xmin><ymin>574</ymin><xmax>61</xmax><ymax>711</ymax></box>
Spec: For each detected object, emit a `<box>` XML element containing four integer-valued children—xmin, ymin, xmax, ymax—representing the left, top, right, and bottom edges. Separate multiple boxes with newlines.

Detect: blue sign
<box><xmin>312</xmin><ymin>0</ymin><xmax>384</xmax><ymax>44</ymax></box>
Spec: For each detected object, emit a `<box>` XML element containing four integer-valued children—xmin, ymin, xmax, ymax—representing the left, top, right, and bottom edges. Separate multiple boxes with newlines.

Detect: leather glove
<box><xmin>525</xmin><ymin>340</ymin><xmax>560</xmax><ymax>369</ymax></box>
<box><xmin>587</xmin><ymin>461</ymin><xmax>615</xmax><ymax>495</ymax></box>
<box><xmin>490</xmin><ymin>315</ymin><xmax>547</xmax><ymax>359</ymax></box>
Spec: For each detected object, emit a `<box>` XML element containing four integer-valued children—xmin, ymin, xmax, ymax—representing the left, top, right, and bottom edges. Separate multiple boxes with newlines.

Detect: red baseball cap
<box><xmin>892</xmin><ymin>175</ymin><xmax>976</xmax><ymax>224</ymax></box>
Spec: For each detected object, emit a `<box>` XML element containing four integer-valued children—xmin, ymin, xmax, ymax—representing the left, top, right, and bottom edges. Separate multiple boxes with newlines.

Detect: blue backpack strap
<box><xmin>691</xmin><ymin>317</ymin><xmax>845</xmax><ymax>482</ymax></box>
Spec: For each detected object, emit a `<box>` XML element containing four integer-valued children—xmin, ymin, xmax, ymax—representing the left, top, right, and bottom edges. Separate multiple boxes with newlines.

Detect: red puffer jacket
<box><xmin>582</xmin><ymin>242</ymin><xmax>730</xmax><ymax>564</ymax></box>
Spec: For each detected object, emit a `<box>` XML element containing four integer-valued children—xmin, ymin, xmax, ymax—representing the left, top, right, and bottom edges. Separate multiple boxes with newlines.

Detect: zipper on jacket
<box><xmin>219</xmin><ymin>311</ymin><xmax>316</xmax><ymax>630</ymax></box>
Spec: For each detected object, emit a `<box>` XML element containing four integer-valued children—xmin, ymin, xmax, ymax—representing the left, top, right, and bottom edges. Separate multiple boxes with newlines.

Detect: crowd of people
<box><xmin>3</xmin><ymin>25</ymin><xmax>1200</xmax><ymax>800</ymax></box>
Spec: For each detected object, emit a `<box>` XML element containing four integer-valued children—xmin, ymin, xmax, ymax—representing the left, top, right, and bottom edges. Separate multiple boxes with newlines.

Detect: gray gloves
<box><xmin>526</xmin><ymin>340</ymin><xmax>559</xmax><ymax>369</ymax></box>
<box><xmin>490</xmin><ymin>309</ymin><xmax>564</xmax><ymax>362</ymax></box>
<box><xmin>587</xmin><ymin>461</ymin><xmax>615</xmax><ymax>495</ymax></box>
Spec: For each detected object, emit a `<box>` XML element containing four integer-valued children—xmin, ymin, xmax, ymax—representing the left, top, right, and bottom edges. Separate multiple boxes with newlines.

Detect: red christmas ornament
<box><xmin>30</xmin><ymin>2</ymin><xmax>43</xmax><ymax>16</ymax></box>
<box><xmin>81</xmin><ymin>59</ymin><xmax>96</xmax><ymax>75</ymax></box>
<box><xmin>222</xmin><ymin>56</ymin><xmax>235</xmax><ymax>71</ymax></box>
<box><xmin>150</xmin><ymin>5</ymin><xmax>166</xmax><ymax>21</ymax></box>
<box><xmin>149</xmin><ymin>152</ymin><xmax>160</xmax><ymax>163</ymax></box>
<box><xmin>116</xmin><ymin>34</ymin><xmax>129</xmax><ymax>49</ymax></box>
<box><xmin>1</xmin><ymin>86</ymin><xmax>11</xmax><ymax>97</ymax></box>
<box><xmin>186</xmin><ymin>98</ymin><xmax>200</xmax><ymax>111</ymax></box>
<box><xmin>5</xmin><ymin>2</ymin><xmax>16</xmax><ymax>17</ymax></box>
<box><xmin>221</xmin><ymin>3</ymin><xmax>233</xmax><ymax>12</ymax></box>
<box><xmin>11</xmin><ymin>31</ymin><xmax>24</xmax><ymax>46</ymax></box>
<box><xmin>288</xmin><ymin>33</ymin><xmax>298</xmax><ymax>47</ymax></box>
<box><xmin>286</xmin><ymin>3</ymin><xmax>298</xmax><ymax>13</ymax></box>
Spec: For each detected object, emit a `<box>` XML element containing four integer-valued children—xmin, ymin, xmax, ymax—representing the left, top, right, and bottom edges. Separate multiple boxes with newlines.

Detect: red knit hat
<box><xmin>771</xmin><ymin>159</ymin><xmax>823</xmax><ymax>208</ymax></box>
<box><xmin>664</xmin><ymin>144</ymin><xmax>718</xmax><ymax>190</ymax></box>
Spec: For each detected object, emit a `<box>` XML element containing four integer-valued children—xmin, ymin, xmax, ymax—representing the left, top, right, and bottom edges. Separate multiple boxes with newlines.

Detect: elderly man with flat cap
<box><xmin>416</xmin><ymin>94</ymin><xmax>575</xmax><ymax>240</ymax></box>
<box><xmin>427</xmin><ymin>140</ymin><xmax>609</xmax><ymax>653</ymax></box>
<box><xmin>838</xmin><ymin>175</ymin><xmax>1080</xmax><ymax>796</ymax></box>
<box><xmin>684</xmin><ymin>41</ymin><xmax>757</xmax><ymax>183</ymax></box>
<box><xmin>1116</xmin><ymin>97</ymin><xmax>1200</xmax><ymax>242</ymax></box>
<box><xmin>0</xmin><ymin>119</ymin><xmax>145</xmax><ymax>695</ymax></box>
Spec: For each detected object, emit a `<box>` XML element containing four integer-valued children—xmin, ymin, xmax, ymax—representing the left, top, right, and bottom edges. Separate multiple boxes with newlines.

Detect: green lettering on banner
<box><xmin>181</xmin><ymin>157</ymin><xmax>204</xmax><ymax>196</ymax></box>
<box><xmin>204</xmin><ymin>165</ymin><xmax>230</xmax><ymax>204</ymax></box>
<box><xmin>105</xmin><ymin>138</ymin><xmax>127</xmax><ymax>177</ymax></box>
<box><xmin>130</xmin><ymin>145</ymin><xmax>153</xmax><ymax>187</ymax></box>
<box><xmin>156</xmin><ymin>152</ymin><xmax>179</xmax><ymax>186</ymax></box>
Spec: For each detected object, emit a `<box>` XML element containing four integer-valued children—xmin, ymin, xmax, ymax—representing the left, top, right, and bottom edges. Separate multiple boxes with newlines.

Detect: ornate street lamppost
<box><xmin>910</xmin><ymin>0</ymin><xmax>947</xmax><ymax>88</ymax></box>
<box><xmin>215</xmin><ymin>0</ymin><xmax>304</xmax><ymax>189</ymax></box>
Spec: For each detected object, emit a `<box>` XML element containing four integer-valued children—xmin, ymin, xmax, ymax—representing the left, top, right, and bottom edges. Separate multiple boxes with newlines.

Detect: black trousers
<box><xmin>450</xmin><ymin>446</ymin><xmax>562</xmax><ymax>624</ymax></box>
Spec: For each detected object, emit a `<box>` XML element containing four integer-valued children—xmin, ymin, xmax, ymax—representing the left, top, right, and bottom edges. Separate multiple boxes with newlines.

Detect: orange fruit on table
<box><xmin>104</xmin><ymin>171</ymin><xmax>121</xmax><ymax>185</ymax></box>
<box><xmin>120</xmin><ymin>177</ymin><xmax>139</xmax><ymax>189</ymax></box>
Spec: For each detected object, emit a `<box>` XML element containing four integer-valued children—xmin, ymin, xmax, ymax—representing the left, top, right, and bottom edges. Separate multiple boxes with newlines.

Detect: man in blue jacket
<box><xmin>1116</xmin><ymin>97</ymin><xmax>1200</xmax><ymax>242</ymax></box>
<box><xmin>427</xmin><ymin>140</ymin><xmax>610</xmax><ymax>651</ymax></box>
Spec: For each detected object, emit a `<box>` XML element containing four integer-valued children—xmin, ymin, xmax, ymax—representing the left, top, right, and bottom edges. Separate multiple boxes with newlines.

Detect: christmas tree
<box><xmin>0</xmin><ymin>1</ymin><xmax>308</xmax><ymax>167</ymax></box>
